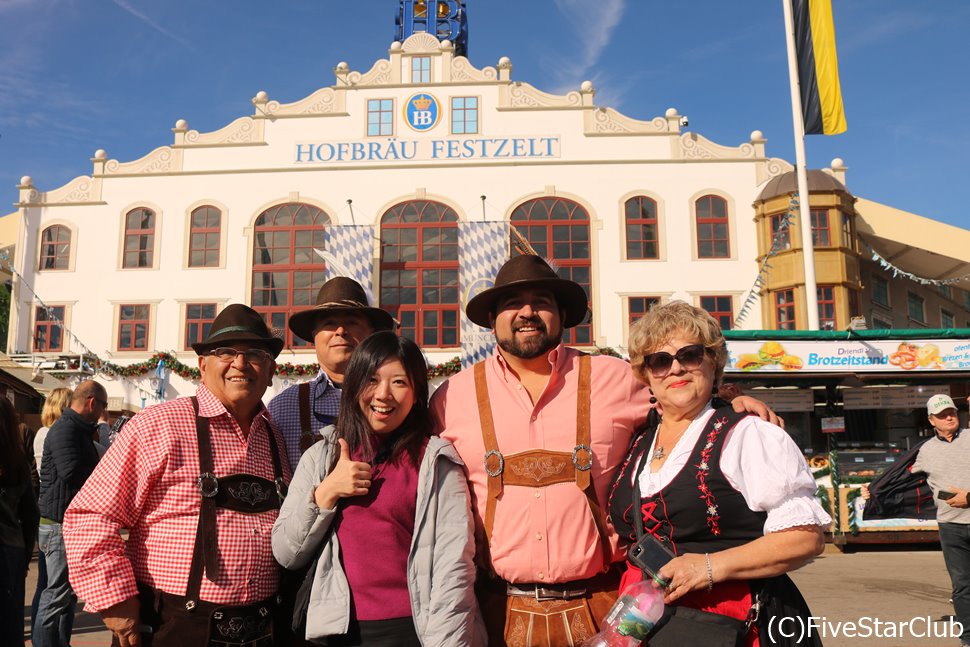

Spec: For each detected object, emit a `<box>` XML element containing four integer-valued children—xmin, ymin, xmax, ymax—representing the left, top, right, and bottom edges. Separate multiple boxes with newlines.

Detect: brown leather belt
<box><xmin>506</xmin><ymin>581</ymin><xmax>588</xmax><ymax>601</ymax></box>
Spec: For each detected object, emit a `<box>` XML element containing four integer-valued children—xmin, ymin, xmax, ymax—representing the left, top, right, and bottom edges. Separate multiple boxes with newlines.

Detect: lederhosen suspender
<box><xmin>185</xmin><ymin>397</ymin><xmax>286</xmax><ymax>610</ymax></box>
<box><xmin>474</xmin><ymin>355</ymin><xmax>613</xmax><ymax>570</ymax></box>
<box><xmin>298</xmin><ymin>382</ymin><xmax>319</xmax><ymax>455</ymax></box>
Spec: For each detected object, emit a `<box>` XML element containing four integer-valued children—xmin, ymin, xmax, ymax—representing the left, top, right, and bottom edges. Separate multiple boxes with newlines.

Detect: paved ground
<box><xmin>22</xmin><ymin>544</ymin><xmax>965</xmax><ymax>646</ymax></box>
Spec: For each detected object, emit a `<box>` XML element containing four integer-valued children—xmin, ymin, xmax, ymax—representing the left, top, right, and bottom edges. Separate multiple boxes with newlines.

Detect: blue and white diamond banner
<box><xmin>458</xmin><ymin>221</ymin><xmax>509</xmax><ymax>368</ymax></box>
<box><xmin>320</xmin><ymin>226</ymin><xmax>375</xmax><ymax>304</ymax></box>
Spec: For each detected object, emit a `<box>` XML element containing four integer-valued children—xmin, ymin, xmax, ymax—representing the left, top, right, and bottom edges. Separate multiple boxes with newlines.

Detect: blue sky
<box><xmin>1</xmin><ymin>0</ymin><xmax>968</xmax><ymax>229</ymax></box>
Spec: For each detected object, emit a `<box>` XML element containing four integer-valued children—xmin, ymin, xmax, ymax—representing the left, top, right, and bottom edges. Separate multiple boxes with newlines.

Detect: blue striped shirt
<box><xmin>267</xmin><ymin>371</ymin><xmax>342</xmax><ymax>471</ymax></box>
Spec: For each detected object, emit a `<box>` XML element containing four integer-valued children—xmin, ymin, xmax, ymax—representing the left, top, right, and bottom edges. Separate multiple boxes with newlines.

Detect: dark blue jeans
<box><xmin>34</xmin><ymin>523</ymin><xmax>75</xmax><ymax>647</ymax></box>
<box><xmin>938</xmin><ymin>522</ymin><xmax>970</xmax><ymax>643</ymax></box>
<box><xmin>30</xmin><ymin>545</ymin><xmax>49</xmax><ymax>641</ymax></box>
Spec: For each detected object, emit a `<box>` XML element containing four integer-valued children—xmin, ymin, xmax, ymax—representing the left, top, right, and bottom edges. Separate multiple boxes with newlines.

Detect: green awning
<box><xmin>724</xmin><ymin>329</ymin><xmax>970</xmax><ymax>342</ymax></box>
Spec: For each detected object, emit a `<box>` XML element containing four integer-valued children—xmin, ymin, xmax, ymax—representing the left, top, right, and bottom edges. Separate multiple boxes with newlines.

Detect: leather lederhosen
<box><xmin>139</xmin><ymin>398</ymin><xmax>287</xmax><ymax>647</ymax></box>
<box><xmin>473</xmin><ymin>355</ymin><xmax>619</xmax><ymax>647</ymax></box>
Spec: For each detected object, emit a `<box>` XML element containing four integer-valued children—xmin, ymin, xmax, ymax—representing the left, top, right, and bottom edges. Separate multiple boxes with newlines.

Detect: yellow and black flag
<box><xmin>791</xmin><ymin>0</ymin><xmax>847</xmax><ymax>135</ymax></box>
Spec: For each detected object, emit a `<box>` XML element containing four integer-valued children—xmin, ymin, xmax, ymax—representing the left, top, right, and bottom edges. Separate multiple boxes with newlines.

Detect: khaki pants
<box><xmin>477</xmin><ymin>571</ymin><xmax>620</xmax><ymax>647</ymax></box>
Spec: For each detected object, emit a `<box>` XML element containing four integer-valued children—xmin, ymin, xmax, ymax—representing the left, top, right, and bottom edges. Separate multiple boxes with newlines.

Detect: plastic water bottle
<box><xmin>583</xmin><ymin>580</ymin><xmax>665</xmax><ymax>647</ymax></box>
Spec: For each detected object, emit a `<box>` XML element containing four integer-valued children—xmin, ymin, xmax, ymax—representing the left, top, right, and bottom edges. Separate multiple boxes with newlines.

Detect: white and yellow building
<box><xmin>3</xmin><ymin>33</ymin><xmax>969</xmax><ymax>435</ymax></box>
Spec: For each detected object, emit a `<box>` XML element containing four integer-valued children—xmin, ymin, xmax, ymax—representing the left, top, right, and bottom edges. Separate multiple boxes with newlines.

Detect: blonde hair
<box><xmin>628</xmin><ymin>300</ymin><xmax>727</xmax><ymax>383</ymax></box>
<box><xmin>41</xmin><ymin>387</ymin><xmax>73</xmax><ymax>427</ymax></box>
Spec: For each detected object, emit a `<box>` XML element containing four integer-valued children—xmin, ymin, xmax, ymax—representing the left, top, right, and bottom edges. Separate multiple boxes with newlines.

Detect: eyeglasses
<box><xmin>207</xmin><ymin>347</ymin><xmax>273</xmax><ymax>364</ymax></box>
<box><xmin>642</xmin><ymin>344</ymin><xmax>709</xmax><ymax>377</ymax></box>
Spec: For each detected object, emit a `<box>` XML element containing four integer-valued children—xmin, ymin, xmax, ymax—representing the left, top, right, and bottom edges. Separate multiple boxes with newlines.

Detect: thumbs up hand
<box><xmin>314</xmin><ymin>438</ymin><xmax>372</xmax><ymax>510</ymax></box>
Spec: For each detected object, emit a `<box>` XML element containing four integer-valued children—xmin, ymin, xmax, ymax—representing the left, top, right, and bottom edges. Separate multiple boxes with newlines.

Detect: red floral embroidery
<box><xmin>696</xmin><ymin>416</ymin><xmax>727</xmax><ymax>536</ymax></box>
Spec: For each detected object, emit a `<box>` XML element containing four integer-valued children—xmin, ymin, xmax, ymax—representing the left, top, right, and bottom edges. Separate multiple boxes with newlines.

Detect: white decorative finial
<box><xmin>750</xmin><ymin>130</ymin><xmax>765</xmax><ymax>141</ymax></box>
<box><xmin>254</xmin><ymin>90</ymin><xmax>268</xmax><ymax>102</ymax></box>
<box><xmin>580</xmin><ymin>80</ymin><xmax>594</xmax><ymax>93</ymax></box>
<box><xmin>20</xmin><ymin>175</ymin><xmax>32</xmax><ymax>186</ymax></box>
<box><xmin>174</xmin><ymin>119</ymin><xmax>188</xmax><ymax>130</ymax></box>
<box><xmin>94</xmin><ymin>150</ymin><xmax>107</xmax><ymax>160</ymax></box>
<box><xmin>665</xmin><ymin>107</ymin><xmax>680</xmax><ymax>118</ymax></box>
<box><xmin>440</xmin><ymin>39</ymin><xmax>454</xmax><ymax>51</ymax></box>
<box><xmin>335</xmin><ymin>61</ymin><xmax>349</xmax><ymax>72</ymax></box>
<box><xmin>497</xmin><ymin>56</ymin><xmax>511</xmax><ymax>67</ymax></box>
<box><xmin>831</xmin><ymin>157</ymin><xmax>845</xmax><ymax>169</ymax></box>
<box><xmin>390</xmin><ymin>42</ymin><xmax>402</xmax><ymax>51</ymax></box>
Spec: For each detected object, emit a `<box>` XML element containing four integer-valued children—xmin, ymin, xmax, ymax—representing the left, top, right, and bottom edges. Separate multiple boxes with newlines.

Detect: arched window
<box><xmin>695</xmin><ymin>195</ymin><xmax>730</xmax><ymax>258</ymax></box>
<box><xmin>39</xmin><ymin>225</ymin><xmax>71</xmax><ymax>270</ymax></box>
<box><xmin>380</xmin><ymin>200</ymin><xmax>460</xmax><ymax>347</ymax></box>
<box><xmin>123</xmin><ymin>208</ymin><xmax>156</xmax><ymax>268</ymax></box>
<box><xmin>624</xmin><ymin>196</ymin><xmax>659</xmax><ymax>259</ymax></box>
<box><xmin>510</xmin><ymin>197</ymin><xmax>592</xmax><ymax>345</ymax></box>
<box><xmin>189</xmin><ymin>206</ymin><xmax>222</xmax><ymax>267</ymax></box>
<box><xmin>251</xmin><ymin>203</ymin><xmax>330</xmax><ymax>348</ymax></box>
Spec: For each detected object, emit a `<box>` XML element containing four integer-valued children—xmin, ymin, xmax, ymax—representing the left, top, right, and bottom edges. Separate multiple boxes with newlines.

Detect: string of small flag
<box><xmin>0</xmin><ymin>249</ymin><xmax>162</xmax><ymax>403</ymax></box>
<box><xmin>859</xmin><ymin>235</ymin><xmax>970</xmax><ymax>286</ymax></box>
<box><xmin>732</xmin><ymin>194</ymin><xmax>799</xmax><ymax>328</ymax></box>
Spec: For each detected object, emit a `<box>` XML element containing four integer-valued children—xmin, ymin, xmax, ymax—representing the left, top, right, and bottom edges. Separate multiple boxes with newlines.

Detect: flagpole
<box><xmin>782</xmin><ymin>0</ymin><xmax>820</xmax><ymax>330</ymax></box>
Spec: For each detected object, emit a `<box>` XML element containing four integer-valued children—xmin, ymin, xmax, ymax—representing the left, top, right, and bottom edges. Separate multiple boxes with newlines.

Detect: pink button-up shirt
<box><xmin>431</xmin><ymin>345</ymin><xmax>652</xmax><ymax>584</ymax></box>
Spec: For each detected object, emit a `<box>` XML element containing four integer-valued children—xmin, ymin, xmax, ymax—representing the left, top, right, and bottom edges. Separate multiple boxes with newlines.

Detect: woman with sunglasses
<box><xmin>608</xmin><ymin>301</ymin><xmax>830</xmax><ymax>646</ymax></box>
<box><xmin>273</xmin><ymin>331</ymin><xmax>485</xmax><ymax>646</ymax></box>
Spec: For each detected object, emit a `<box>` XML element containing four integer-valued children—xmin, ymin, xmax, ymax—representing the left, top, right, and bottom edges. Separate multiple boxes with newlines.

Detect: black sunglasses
<box><xmin>643</xmin><ymin>344</ymin><xmax>709</xmax><ymax>377</ymax></box>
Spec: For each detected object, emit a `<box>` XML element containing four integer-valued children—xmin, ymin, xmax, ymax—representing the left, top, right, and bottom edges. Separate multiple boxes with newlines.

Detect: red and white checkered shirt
<box><xmin>63</xmin><ymin>384</ymin><xmax>292</xmax><ymax>612</ymax></box>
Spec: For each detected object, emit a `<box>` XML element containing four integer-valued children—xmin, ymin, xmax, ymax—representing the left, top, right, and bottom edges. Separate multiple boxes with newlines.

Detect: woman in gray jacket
<box><xmin>273</xmin><ymin>331</ymin><xmax>485</xmax><ymax>646</ymax></box>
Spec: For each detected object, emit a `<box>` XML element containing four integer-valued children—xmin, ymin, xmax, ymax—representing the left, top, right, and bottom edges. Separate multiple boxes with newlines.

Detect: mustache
<box><xmin>512</xmin><ymin>316</ymin><xmax>547</xmax><ymax>333</ymax></box>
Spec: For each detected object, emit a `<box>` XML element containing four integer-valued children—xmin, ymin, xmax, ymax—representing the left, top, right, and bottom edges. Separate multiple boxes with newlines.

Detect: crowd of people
<box><xmin>0</xmin><ymin>255</ymin><xmax>965</xmax><ymax>646</ymax></box>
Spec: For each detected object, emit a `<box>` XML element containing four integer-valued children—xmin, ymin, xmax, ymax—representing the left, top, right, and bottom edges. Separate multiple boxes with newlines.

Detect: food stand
<box><xmin>723</xmin><ymin>328</ymin><xmax>970</xmax><ymax>547</ymax></box>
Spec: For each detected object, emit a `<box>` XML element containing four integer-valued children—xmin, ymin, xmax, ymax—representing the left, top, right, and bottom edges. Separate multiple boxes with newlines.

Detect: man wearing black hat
<box><xmin>267</xmin><ymin>277</ymin><xmax>396</xmax><ymax>470</ymax></box>
<box><xmin>63</xmin><ymin>304</ymin><xmax>290</xmax><ymax>647</ymax></box>
<box><xmin>430</xmin><ymin>255</ymin><xmax>777</xmax><ymax>646</ymax></box>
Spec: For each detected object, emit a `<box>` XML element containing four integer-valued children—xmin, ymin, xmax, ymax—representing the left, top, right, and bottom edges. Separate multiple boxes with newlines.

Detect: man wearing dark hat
<box><xmin>63</xmin><ymin>304</ymin><xmax>290</xmax><ymax>647</ymax></box>
<box><xmin>430</xmin><ymin>255</ymin><xmax>776</xmax><ymax>646</ymax></box>
<box><xmin>268</xmin><ymin>276</ymin><xmax>395</xmax><ymax>470</ymax></box>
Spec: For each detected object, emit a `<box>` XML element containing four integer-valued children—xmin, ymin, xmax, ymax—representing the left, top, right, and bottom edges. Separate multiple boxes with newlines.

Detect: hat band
<box><xmin>207</xmin><ymin>324</ymin><xmax>266</xmax><ymax>339</ymax></box>
<box><xmin>318</xmin><ymin>299</ymin><xmax>369</xmax><ymax>309</ymax></box>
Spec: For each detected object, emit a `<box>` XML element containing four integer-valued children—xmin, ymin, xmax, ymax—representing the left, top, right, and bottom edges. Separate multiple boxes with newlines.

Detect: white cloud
<box><xmin>109</xmin><ymin>0</ymin><xmax>195</xmax><ymax>50</ymax></box>
<box><xmin>550</xmin><ymin>0</ymin><xmax>626</xmax><ymax>84</ymax></box>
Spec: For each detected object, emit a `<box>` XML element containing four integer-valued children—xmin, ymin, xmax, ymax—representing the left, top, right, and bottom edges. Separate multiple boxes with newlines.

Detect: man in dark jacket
<box><xmin>34</xmin><ymin>380</ymin><xmax>106</xmax><ymax>647</ymax></box>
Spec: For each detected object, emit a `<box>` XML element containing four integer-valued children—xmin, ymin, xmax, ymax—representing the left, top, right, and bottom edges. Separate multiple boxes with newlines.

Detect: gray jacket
<box><xmin>272</xmin><ymin>429</ymin><xmax>486</xmax><ymax>646</ymax></box>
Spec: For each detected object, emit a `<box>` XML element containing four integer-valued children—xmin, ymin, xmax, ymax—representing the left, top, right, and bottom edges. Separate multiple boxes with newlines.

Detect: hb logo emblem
<box><xmin>405</xmin><ymin>93</ymin><xmax>440</xmax><ymax>132</ymax></box>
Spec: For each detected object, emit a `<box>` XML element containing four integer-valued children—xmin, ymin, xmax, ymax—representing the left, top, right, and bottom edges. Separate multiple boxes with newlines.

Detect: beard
<box><xmin>496</xmin><ymin>316</ymin><xmax>562</xmax><ymax>360</ymax></box>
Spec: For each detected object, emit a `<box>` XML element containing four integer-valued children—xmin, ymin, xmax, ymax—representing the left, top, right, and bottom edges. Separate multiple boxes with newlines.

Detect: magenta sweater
<box><xmin>335</xmin><ymin>440</ymin><xmax>426</xmax><ymax>620</ymax></box>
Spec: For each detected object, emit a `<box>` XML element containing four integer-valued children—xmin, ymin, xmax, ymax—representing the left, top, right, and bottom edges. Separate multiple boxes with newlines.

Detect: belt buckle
<box><xmin>534</xmin><ymin>586</ymin><xmax>554</xmax><ymax>602</ymax></box>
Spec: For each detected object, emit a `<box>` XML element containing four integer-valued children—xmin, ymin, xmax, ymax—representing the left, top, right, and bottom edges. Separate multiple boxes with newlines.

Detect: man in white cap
<box><xmin>912</xmin><ymin>393</ymin><xmax>970</xmax><ymax>646</ymax></box>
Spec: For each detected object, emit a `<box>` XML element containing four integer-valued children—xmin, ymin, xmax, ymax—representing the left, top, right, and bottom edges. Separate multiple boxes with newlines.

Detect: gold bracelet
<box><xmin>704</xmin><ymin>553</ymin><xmax>714</xmax><ymax>592</ymax></box>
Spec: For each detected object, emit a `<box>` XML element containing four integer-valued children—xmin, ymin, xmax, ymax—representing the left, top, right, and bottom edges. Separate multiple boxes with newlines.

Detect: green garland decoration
<box><xmin>93</xmin><ymin>345</ymin><xmax>626</xmax><ymax>383</ymax></box>
<box><xmin>845</xmin><ymin>487</ymin><xmax>861</xmax><ymax>536</ymax></box>
<box><xmin>814</xmin><ymin>485</ymin><xmax>831</xmax><ymax>520</ymax></box>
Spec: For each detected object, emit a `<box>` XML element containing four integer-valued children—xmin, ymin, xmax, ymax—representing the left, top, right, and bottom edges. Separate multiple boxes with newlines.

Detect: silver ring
<box><xmin>484</xmin><ymin>450</ymin><xmax>504</xmax><ymax>477</ymax></box>
<box><xmin>572</xmin><ymin>444</ymin><xmax>593</xmax><ymax>471</ymax></box>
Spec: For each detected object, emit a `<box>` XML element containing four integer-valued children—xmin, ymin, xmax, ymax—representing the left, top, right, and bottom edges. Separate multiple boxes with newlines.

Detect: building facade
<box><xmin>5</xmin><ymin>33</ymin><xmax>970</xmax><ymax>424</ymax></box>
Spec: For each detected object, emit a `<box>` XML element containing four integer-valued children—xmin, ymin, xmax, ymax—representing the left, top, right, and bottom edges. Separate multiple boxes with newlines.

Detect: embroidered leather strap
<box><xmin>474</xmin><ymin>362</ymin><xmax>503</xmax><ymax>549</ymax></box>
<box><xmin>474</xmin><ymin>355</ymin><xmax>611</xmax><ymax>567</ymax></box>
<box><xmin>573</xmin><ymin>355</ymin><xmax>613</xmax><ymax>568</ymax></box>
<box><xmin>187</xmin><ymin>396</ymin><xmax>220</xmax><ymax>609</ymax></box>
<box><xmin>185</xmin><ymin>397</ymin><xmax>287</xmax><ymax>610</ymax></box>
<box><xmin>298</xmin><ymin>381</ymin><xmax>317</xmax><ymax>454</ymax></box>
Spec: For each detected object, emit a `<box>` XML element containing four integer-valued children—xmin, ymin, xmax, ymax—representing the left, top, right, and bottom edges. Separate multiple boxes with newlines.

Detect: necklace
<box><xmin>652</xmin><ymin>445</ymin><xmax>666</xmax><ymax>461</ymax></box>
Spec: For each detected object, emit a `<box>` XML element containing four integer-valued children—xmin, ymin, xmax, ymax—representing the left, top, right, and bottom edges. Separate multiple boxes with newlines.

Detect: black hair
<box><xmin>330</xmin><ymin>331</ymin><xmax>430</xmax><ymax>470</ymax></box>
<box><xmin>0</xmin><ymin>397</ymin><xmax>28</xmax><ymax>484</ymax></box>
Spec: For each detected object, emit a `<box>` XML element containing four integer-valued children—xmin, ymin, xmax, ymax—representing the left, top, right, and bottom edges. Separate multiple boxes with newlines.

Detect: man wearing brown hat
<box><xmin>430</xmin><ymin>255</ymin><xmax>776</xmax><ymax>646</ymax></box>
<box><xmin>63</xmin><ymin>304</ymin><xmax>291</xmax><ymax>647</ymax></box>
<box><xmin>267</xmin><ymin>277</ymin><xmax>395</xmax><ymax>470</ymax></box>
